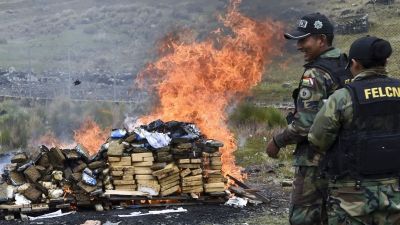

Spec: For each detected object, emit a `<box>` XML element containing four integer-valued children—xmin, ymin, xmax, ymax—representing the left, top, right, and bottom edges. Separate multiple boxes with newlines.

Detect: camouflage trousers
<box><xmin>290</xmin><ymin>166</ymin><xmax>328</xmax><ymax>225</ymax></box>
<box><xmin>327</xmin><ymin>179</ymin><xmax>400</xmax><ymax>225</ymax></box>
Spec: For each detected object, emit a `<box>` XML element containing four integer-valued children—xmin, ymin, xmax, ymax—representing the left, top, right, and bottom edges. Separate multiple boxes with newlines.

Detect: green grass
<box><xmin>251</xmin><ymin>82</ymin><xmax>293</xmax><ymax>103</ymax></box>
<box><xmin>229</xmin><ymin>103</ymin><xmax>287</xmax><ymax>127</ymax></box>
<box><xmin>235</xmin><ymin>136</ymin><xmax>269</xmax><ymax>167</ymax></box>
<box><xmin>0</xmin><ymin>99</ymin><xmax>136</xmax><ymax>151</ymax></box>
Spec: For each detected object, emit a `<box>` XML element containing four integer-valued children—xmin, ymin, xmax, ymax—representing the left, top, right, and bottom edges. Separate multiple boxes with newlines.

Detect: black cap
<box><xmin>346</xmin><ymin>36</ymin><xmax>392</xmax><ymax>69</ymax></box>
<box><xmin>284</xmin><ymin>13</ymin><xmax>334</xmax><ymax>40</ymax></box>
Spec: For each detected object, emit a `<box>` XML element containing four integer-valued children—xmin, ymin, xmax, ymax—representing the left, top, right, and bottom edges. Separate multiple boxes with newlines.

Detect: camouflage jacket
<box><xmin>308</xmin><ymin>67</ymin><xmax>400</xmax><ymax>184</ymax></box>
<box><xmin>274</xmin><ymin>48</ymin><xmax>341</xmax><ymax>166</ymax></box>
<box><xmin>308</xmin><ymin>67</ymin><xmax>388</xmax><ymax>153</ymax></box>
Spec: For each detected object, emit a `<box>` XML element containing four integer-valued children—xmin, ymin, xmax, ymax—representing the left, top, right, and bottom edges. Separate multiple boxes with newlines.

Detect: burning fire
<box><xmin>35</xmin><ymin>131</ymin><xmax>74</xmax><ymax>149</ymax></box>
<box><xmin>136</xmin><ymin>0</ymin><xmax>284</xmax><ymax>179</ymax></box>
<box><xmin>36</xmin><ymin>131</ymin><xmax>64</xmax><ymax>148</ymax></box>
<box><xmin>73</xmin><ymin>118</ymin><xmax>109</xmax><ymax>155</ymax></box>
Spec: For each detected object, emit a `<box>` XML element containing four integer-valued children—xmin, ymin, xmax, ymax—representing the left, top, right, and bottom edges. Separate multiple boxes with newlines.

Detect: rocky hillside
<box><xmin>0</xmin><ymin>0</ymin><xmax>311</xmax><ymax>74</ymax></box>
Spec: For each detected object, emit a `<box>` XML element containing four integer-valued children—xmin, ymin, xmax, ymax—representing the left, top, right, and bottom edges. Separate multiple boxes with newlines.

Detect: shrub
<box><xmin>229</xmin><ymin>102</ymin><xmax>286</xmax><ymax>128</ymax></box>
<box><xmin>0</xmin><ymin>101</ymin><xmax>30</xmax><ymax>148</ymax></box>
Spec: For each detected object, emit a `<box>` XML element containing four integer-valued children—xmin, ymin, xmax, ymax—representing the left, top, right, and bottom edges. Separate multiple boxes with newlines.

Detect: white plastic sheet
<box><xmin>137</xmin><ymin>186</ymin><xmax>159</xmax><ymax>196</ymax></box>
<box><xmin>14</xmin><ymin>193</ymin><xmax>31</xmax><ymax>205</ymax></box>
<box><xmin>28</xmin><ymin>209</ymin><xmax>75</xmax><ymax>221</ymax></box>
<box><xmin>123</xmin><ymin>117</ymin><xmax>138</xmax><ymax>133</ymax></box>
<box><xmin>118</xmin><ymin>207</ymin><xmax>187</xmax><ymax>217</ymax></box>
<box><xmin>134</xmin><ymin>128</ymin><xmax>171</xmax><ymax>149</ymax></box>
<box><xmin>224</xmin><ymin>196</ymin><xmax>248</xmax><ymax>208</ymax></box>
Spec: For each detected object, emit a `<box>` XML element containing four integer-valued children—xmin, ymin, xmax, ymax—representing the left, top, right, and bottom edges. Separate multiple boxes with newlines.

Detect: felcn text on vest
<box><xmin>364</xmin><ymin>86</ymin><xmax>400</xmax><ymax>99</ymax></box>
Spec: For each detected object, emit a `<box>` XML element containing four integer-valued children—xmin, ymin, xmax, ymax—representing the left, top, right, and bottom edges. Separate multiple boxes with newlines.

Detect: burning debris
<box><xmin>0</xmin><ymin>119</ymin><xmax>262</xmax><ymax>220</ymax></box>
<box><xmin>0</xmin><ymin>0</ymin><xmax>282</xmax><ymax>220</ymax></box>
<box><xmin>104</xmin><ymin>120</ymin><xmax>227</xmax><ymax>197</ymax></box>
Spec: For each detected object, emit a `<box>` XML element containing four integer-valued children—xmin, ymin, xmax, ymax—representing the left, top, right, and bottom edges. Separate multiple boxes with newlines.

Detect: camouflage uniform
<box><xmin>308</xmin><ymin>68</ymin><xmax>400</xmax><ymax>225</ymax></box>
<box><xmin>274</xmin><ymin>48</ymin><xmax>341</xmax><ymax>225</ymax></box>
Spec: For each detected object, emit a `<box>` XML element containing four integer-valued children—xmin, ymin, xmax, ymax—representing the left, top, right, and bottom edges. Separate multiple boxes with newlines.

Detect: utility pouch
<box><xmin>357</xmin><ymin>133</ymin><xmax>400</xmax><ymax>176</ymax></box>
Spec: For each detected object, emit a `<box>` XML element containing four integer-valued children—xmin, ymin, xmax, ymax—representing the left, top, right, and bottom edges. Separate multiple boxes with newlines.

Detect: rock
<box><xmin>23</xmin><ymin>165</ymin><xmax>41</xmax><ymax>183</ymax></box>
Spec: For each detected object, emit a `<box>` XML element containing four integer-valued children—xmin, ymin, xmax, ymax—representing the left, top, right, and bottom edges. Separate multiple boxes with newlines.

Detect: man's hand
<box><xmin>266</xmin><ymin>139</ymin><xmax>280</xmax><ymax>159</ymax></box>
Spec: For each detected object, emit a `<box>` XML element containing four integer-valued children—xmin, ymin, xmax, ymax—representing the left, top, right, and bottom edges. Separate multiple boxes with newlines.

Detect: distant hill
<box><xmin>0</xmin><ymin>0</ymin><xmax>311</xmax><ymax>74</ymax></box>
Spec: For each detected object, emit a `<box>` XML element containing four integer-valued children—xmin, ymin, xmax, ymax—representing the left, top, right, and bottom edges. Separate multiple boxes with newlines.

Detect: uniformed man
<box><xmin>308</xmin><ymin>36</ymin><xmax>400</xmax><ymax>225</ymax></box>
<box><xmin>266</xmin><ymin>13</ymin><xmax>351</xmax><ymax>225</ymax></box>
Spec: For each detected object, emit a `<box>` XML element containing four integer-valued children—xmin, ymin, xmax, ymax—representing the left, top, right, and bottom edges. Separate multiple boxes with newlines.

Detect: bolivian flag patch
<box><xmin>302</xmin><ymin>78</ymin><xmax>314</xmax><ymax>87</ymax></box>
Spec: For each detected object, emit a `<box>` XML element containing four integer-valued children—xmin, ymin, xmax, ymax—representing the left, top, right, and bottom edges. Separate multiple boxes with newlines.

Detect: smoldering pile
<box><xmin>0</xmin><ymin>120</ymin><xmax>228</xmax><ymax>216</ymax></box>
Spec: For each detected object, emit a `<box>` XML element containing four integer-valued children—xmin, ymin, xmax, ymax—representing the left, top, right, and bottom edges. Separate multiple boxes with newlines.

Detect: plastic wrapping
<box><xmin>110</xmin><ymin>129</ymin><xmax>127</xmax><ymax>139</ymax></box>
<box><xmin>82</xmin><ymin>173</ymin><xmax>97</xmax><ymax>186</ymax></box>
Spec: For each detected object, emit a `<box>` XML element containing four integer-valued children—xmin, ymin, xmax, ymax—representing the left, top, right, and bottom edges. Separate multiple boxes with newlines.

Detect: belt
<box><xmin>329</xmin><ymin>178</ymin><xmax>398</xmax><ymax>188</ymax></box>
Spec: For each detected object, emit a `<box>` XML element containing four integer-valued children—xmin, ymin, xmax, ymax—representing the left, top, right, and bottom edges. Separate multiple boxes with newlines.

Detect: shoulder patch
<box><xmin>301</xmin><ymin>77</ymin><xmax>314</xmax><ymax>87</ymax></box>
<box><xmin>299</xmin><ymin>88</ymin><xmax>312</xmax><ymax>100</ymax></box>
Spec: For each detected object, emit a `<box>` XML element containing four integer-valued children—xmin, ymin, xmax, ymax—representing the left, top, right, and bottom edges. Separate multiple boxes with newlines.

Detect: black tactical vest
<box><xmin>324</xmin><ymin>75</ymin><xmax>400</xmax><ymax>179</ymax></box>
<box><xmin>304</xmin><ymin>53</ymin><xmax>352</xmax><ymax>90</ymax></box>
<box><xmin>292</xmin><ymin>52</ymin><xmax>352</xmax><ymax>112</ymax></box>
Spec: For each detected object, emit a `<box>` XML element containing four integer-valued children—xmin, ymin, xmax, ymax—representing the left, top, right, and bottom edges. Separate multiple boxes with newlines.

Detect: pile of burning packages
<box><xmin>0</xmin><ymin>144</ymin><xmax>108</xmax><ymax>207</ymax></box>
<box><xmin>0</xmin><ymin>120</ymin><xmax>227</xmax><ymax>208</ymax></box>
<box><xmin>106</xmin><ymin>119</ymin><xmax>226</xmax><ymax>196</ymax></box>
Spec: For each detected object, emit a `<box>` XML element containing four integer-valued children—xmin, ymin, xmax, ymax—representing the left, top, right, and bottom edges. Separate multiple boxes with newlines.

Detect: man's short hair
<box><xmin>312</xmin><ymin>34</ymin><xmax>334</xmax><ymax>46</ymax></box>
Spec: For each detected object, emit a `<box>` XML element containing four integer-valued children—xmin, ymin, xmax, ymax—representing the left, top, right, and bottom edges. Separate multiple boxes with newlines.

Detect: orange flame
<box><xmin>136</xmin><ymin>0</ymin><xmax>284</xmax><ymax>179</ymax></box>
<box><xmin>36</xmin><ymin>131</ymin><xmax>63</xmax><ymax>148</ymax></box>
<box><xmin>35</xmin><ymin>131</ymin><xmax>74</xmax><ymax>149</ymax></box>
<box><xmin>73</xmin><ymin>118</ymin><xmax>109</xmax><ymax>155</ymax></box>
